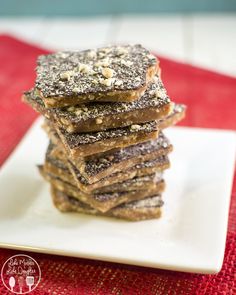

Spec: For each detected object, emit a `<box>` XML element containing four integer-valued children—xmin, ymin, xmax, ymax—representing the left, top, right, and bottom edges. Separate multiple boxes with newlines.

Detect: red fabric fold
<box><xmin>0</xmin><ymin>35</ymin><xmax>235</xmax><ymax>294</ymax></box>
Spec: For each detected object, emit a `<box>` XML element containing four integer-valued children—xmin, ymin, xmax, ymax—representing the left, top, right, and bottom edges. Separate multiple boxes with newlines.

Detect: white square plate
<box><xmin>0</xmin><ymin>118</ymin><xmax>235</xmax><ymax>274</ymax></box>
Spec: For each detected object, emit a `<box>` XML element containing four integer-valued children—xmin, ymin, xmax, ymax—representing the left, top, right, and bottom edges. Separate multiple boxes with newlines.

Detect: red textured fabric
<box><xmin>0</xmin><ymin>35</ymin><xmax>236</xmax><ymax>295</ymax></box>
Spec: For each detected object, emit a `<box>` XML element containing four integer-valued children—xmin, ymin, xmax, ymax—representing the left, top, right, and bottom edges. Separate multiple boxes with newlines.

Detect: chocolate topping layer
<box><xmin>44</xmin><ymin>167</ymin><xmax>162</xmax><ymax>194</ymax></box>
<box><xmin>46</xmin><ymin>142</ymin><xmax>168</xmax><ymax>187</ymax></box>
<box><xmin>100</xmin><ymin>173</ymin><xmax>162</xmax><ymax>192</ymax></box>
<box><xmin>36</xmin><ymin>44</ymin><xmax>157</xmax><ymax>98</ymax></box>
<box><xmin>82</xmin><ymin>132</ymin><xmax>170</xmax><ymax>177</ymax></box>
<box><xmin>44</xmin><ymin>169</ymin><xmax>153</xmax><ymax>203</ymax></box>
<box><xmin>53</xmin><ymin>77</ymin><xmax>169</xmax><ymax>121</ymax></box>
<box><xmin>70</xmin><ymin>156</ymin><xmax>168</xmax><ymax>185</ymax></box>
<box><xmin>58</xmin><ymin>190</ymin><xmax>163</xmax><ymax>211</ymax></box>
<box><xmin>25</xmin><ymin>76</ymin><xmax>169</xmax><ymax>122</ymax></box>
<box><xmin>58</xmin><ymin>121</ymin><xmax>158</xmax><ymax>147</ymax></box>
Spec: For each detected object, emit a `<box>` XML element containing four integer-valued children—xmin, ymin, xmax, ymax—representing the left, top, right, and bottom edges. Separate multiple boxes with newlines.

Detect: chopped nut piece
<box><xmin>162</xmin><ymin>142</ymin><xmax>168</xmax><ymax>148</ymax></box>
<box><xmin>78</xmin><ymin>63</ymin><xmax>91</xmax><ymax>73</ymax></box>
<box><xmin>96</xmin><ymin>118</ymin><xmax>103</xmax><ymax>124</ymax></box>
<box><xmin>75</xmin><ymin>109</ymin><xmax>83</xmax><ymax>115</ymax></box>
<box><xmin>68</xmin><ymin>106</ymin><xmax>75</xmax><ymax>112</ymax></box>
<box><xmin>131</xmin><ymin>124</ymin><xmax>141</xmax><ymax>131</ymax></box>
<box><xmin>60</xmin><ymin>71</ymin><xmax>71</xmax><ymax>81</ymax></box>
<box><xmin>115</xmin><ymin>79</ymin><xmax>123</xmax><ymax>86</ymax></box>
<box><xmin>100</xmin><ymin>78</ymin><xmax>114</xmax><ymax>87</ymax></box>
<box><xmin>102</xmin><ymin>67</ymin><xmax>115</xmax><ymax>78</ymax></box>
<box><xmin>155</xmin><ymin>89</ymin><xmax>166</xmax><ymax>98</ymax></box>
<box><xmin>72</xmin><ymin>87</ymin><xmax>80</xmax><ymax>93</ymax></box>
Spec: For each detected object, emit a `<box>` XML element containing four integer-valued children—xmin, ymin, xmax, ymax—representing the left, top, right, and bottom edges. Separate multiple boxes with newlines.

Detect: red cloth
<box><xmin>0</xmin><ymin>35</ymin><xmax>236</xmax><ymax>295</ymax></box>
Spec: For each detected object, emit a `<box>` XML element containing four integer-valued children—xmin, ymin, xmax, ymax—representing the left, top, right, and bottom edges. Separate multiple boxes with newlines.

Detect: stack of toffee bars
<box><xmin>23</xmin><ymin>44</ymin><xmax>186</xmax><ymax>221</ymax></box>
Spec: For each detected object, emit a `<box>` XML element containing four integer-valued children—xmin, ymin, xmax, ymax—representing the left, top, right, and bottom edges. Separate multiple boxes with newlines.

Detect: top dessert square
<box><xmin>35</xmin><ymin>44</ymin><xmax>158</xmax><ymax>108</ymax></box>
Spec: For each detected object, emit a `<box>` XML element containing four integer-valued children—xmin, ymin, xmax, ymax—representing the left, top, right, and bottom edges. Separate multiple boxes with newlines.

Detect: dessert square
<box><xmin>41</xmin><ymin>167</ymin><xmax>165</xmax><ymax>212</ymax></box>
<box><xmin>55</xmin><ymin>121</ymin><xmax>160</xmax><ymax>158</ymax></box>
<box><xmin>23</xmin><ymin>77</ymin><xmax>171</xmax><ymax>133</ymax></box>
<box><xmin>52</xmin><ymin>186</ymin><xmax>163</xmax><ymax>221</ymax></box>
<box><xmin>42</xmin><ymin>104</ymin><xmax>185</xmax><ymax>158</ymax></box>
<box><xmin>35</xmin><ymin>44</ymin><xmax>158</xmax><ymax>108</ymax></box>
<box><xmin>44</xmin><ymin>142</ymin><xmax>170</xmax><ymax>193</ymax></box>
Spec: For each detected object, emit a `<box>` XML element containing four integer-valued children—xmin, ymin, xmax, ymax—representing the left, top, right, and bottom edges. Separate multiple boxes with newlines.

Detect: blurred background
<box><xmin>0</xmin><ymin>0</ymin><xmax>235</xmax><ymax>76</ymax></box>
